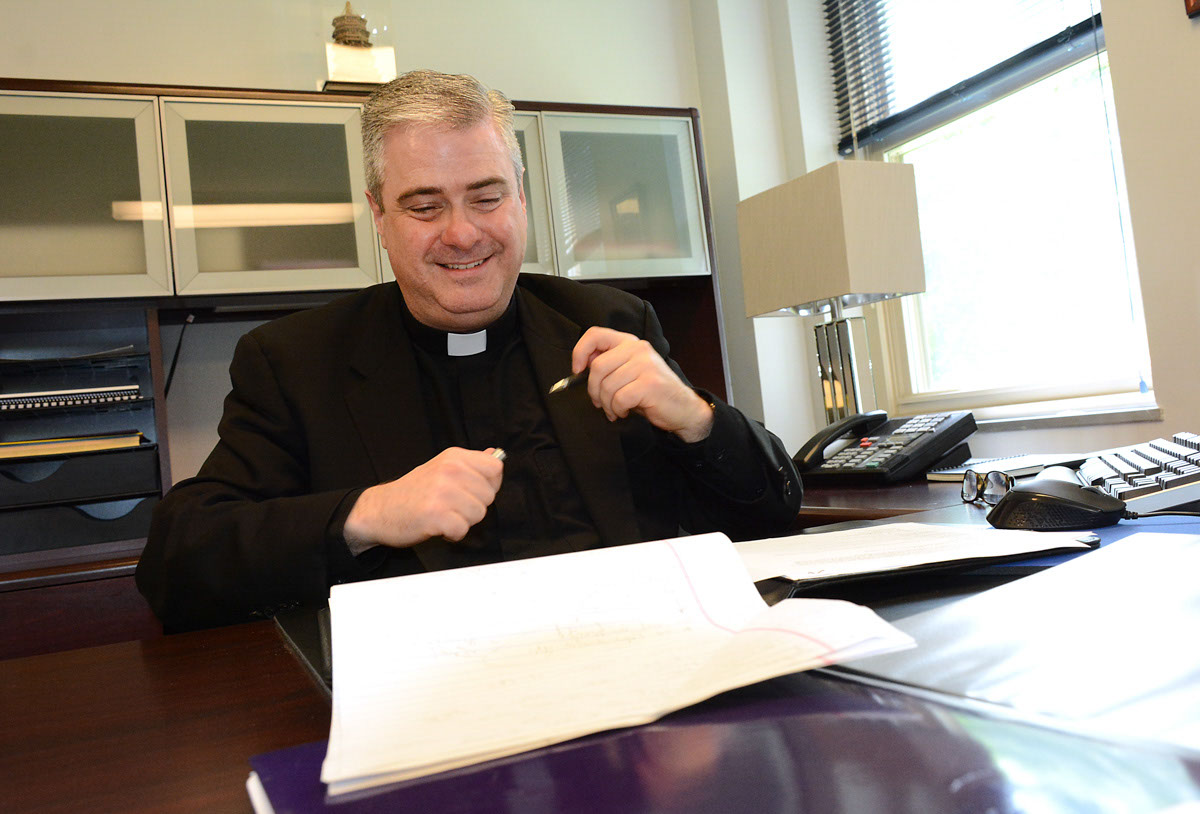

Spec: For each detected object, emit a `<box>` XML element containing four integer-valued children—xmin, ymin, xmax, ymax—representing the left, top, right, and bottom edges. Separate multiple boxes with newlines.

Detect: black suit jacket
<box><xmin>137</xmin><ymin>275</ymin><xmax>801</xmax><ymax>629</ymax></box>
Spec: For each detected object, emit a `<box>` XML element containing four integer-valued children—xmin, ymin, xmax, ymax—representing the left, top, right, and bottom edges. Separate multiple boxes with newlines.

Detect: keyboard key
<box><xmin>1100</xmin><ymin>453</ymin><xmax>1138</xmax><ymax>479</ymax></box>
<box><xmin>1121</xmin><ymin>449</ymin><xmax>1163</xmax><ymax>476</ymax></box>
<box><xmin>1150</xmin><ymin>439</ymin><xmax>1200</xmax><ymax>465</ymax></box>
<box><xmin>1133</xmin><ymin>444</ymin><xmax>1176</xmax><ymax>468</ymax></box>
<box><xmin>1173</xmin><ymin>432</ymin><xmax>1200</xmax><ymax>450</ymax></box>
<box><xmin>1079</xmin><ymin>457</ymin><xmax>1119</xmax><ymax>486</ymax></box>
<box><xmin>1157</xmin><ymin>471</ymin><xmax>1200</xmax><ymax>489</ymax></box>
<box><xmin>1120</xmin><ymin>480</ymin><xmax>1162</xmax><ymax>499</ymax></box>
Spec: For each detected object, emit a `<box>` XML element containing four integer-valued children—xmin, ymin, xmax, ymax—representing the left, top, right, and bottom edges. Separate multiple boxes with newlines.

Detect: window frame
<box><xmin>830</xmin><ymin>13</ymin><xmax>1154</xmax><ymax>422</ymax></box>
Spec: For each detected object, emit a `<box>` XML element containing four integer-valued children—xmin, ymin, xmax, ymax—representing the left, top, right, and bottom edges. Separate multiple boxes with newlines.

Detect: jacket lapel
<box><xmin>339</xmin><ymin>283</ymin><xmax>643</xmax><ymax>570</ymax></box>
<box><xmin>342</xmin><ymin>285</ymin><xmax>436</xmax><ymax>484</ymax></box>
<box><xmin>518</xmin><ymin>288</ymin><xmax>643</xmax><ymax>547</ymax></box>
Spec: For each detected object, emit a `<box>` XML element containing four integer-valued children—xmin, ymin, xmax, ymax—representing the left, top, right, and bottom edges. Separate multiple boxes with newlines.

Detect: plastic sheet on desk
<box><xmin>842</xmin><ymin>528</ymin><xmax>1200</xmax><ymax>752</ymax></box>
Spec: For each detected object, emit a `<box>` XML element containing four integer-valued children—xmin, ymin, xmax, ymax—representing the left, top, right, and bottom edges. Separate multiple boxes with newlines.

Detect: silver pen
<box><xmin>547</xmin><ymin>370</ymin><xmax>588</xmax><ymax>395</ymax></box>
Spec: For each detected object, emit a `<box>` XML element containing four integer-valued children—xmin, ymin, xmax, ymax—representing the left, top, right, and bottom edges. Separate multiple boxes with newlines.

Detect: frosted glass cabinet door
<box><xmin>514</xmin><ymin>113</ymin><xmax>555</xmax><ymax>275</ymax></box>
<box><xmin>0</xmin><ymin>92</ymin><xmax>172</xmax><ymax>300</ymax></box>
<box><xmin>162</xmin><ymin>99</ymin><xmax>379</xmax><ymax>295</ymax></box>
<box><xmin>541</xmin><ymin>114</ymin><xmax>710</xmax><ymax>280</ymax></box>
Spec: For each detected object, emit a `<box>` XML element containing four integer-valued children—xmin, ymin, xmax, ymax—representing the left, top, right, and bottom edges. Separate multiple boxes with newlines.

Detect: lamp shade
<box><xmin>738</xmin><ymin>160</ymin><xmax>925</xmax><ymax>318</ymax></box>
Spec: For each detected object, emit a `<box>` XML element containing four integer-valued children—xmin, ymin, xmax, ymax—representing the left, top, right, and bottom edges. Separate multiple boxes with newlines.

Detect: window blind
<box><xmin>826</xmin><ymin>0</ymin><xmax>1103</xmax><ymax>156</ymax></box>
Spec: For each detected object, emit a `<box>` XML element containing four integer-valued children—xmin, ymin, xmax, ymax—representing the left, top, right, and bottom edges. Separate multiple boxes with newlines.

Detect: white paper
<box><xmin>320</xmin><ymin>532</ymin><xmax>912</xmax><ymax>795</ymax></box>
<box><xmin>735</xmin><ymin>522</ymin><xmax>1094</xmax><ymax>583</ymax></box>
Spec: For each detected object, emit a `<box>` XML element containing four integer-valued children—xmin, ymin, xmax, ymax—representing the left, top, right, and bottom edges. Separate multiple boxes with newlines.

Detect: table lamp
<box><xmin>738</xmin><ymin>160</ymin><xmax>925</xmax><ymax>424</ymax></box>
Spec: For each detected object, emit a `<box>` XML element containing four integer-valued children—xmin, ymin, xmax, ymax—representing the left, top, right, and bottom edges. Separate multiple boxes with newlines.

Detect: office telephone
<box><xmin>794</xmin><ymin>410</ymin><xmax>977</xmax><ymax>485</ymax></box>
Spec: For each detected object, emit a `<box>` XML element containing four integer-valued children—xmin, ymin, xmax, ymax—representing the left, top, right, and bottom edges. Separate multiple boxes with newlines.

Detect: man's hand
<box><xmin>572</xmin><ymin>326</ymin><xmax>714</xmax><ymax>443</ymax></box>
<box><xmin>343</xmin><ymin>447</ymin><xmax>504</xmax><ymax>553</ymax></box>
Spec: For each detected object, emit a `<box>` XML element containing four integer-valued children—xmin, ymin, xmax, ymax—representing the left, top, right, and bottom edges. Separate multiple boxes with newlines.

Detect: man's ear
<box><xmin>365</xmin><ymin>190</ymin><xmax>387</xmax><ymax>249</ymax></box>
<box><xmin>365</xmin><ymin>189</ymin><xmax>383</xmax><ymax>220</ymax></box>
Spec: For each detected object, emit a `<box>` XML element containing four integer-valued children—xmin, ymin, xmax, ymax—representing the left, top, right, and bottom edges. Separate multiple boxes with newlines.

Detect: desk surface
<box><xmin>797</xmin><ymin>479</ymin><xmax>964</xmax><ymax>527</ymax></box>
<box><xmin>7</xmin><ymin>616</ymin><xmax>1197</xmax><ymax>814</ymax></box>
<box><xmin>1</xmin><ymin>621</ymin><xmax>329</xmax><ymax>814</ymax></box>
<box><xmin>7</xmin><ymin>500</ymin><xmax>1199</xmax><ymax>813</ymax></box>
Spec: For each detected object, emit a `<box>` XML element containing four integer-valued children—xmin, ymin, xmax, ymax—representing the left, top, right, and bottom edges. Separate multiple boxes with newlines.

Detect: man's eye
<box><xmin>408</xmin><ymin>204</ymin><xmax>441</xmax><ymax>217</ymax></box>
<box><xmin>474</xmin><ymin>196</ymin><xmax>502</xmax><ymax>209</ymax></box>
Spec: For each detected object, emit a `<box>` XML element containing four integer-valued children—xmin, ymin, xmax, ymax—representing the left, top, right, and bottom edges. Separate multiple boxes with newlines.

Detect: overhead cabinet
<box><xmin>513</xmin><ymin>112</ymin><xmax>556</xmax><ymax>277</ymax></box>
<box><xmin>0</xmin><ymin>89</ymin><xmax>379</xmax><ymax>300</ymax></box>
<box><xmin>0</xmin><ymin>84</ymin><xmax>715</xmax><ymax>300</ymax></box>
<box><xmin>162</xmin><ymin>98</ymin><xmax>379</xmax><ymax>295</ymax></box>
<box><xmin>538</xmin><ymin>113</ymin><xmax>710</xmax><ymax>280</ymax></box>
<box><xmin>0</xmin><ymin>91</ymin><xmax>173</xmax><ymax>300</ymax></box>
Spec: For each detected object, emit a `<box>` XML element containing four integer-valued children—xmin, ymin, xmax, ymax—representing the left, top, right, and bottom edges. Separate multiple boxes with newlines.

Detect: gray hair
<box><xmin>361</xmin><ymin>69</ymin><xmax>524</xmax><ymax>207</ymax></box>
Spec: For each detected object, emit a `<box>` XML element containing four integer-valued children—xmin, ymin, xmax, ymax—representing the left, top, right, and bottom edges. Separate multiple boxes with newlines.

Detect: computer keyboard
<box><xmin>1074</xmin><ymin>433</ymin><xmax>1200</xmax><ymax>512</ymax></box>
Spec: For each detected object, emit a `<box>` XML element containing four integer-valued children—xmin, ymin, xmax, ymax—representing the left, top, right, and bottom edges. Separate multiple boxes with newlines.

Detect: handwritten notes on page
<box><xmin>734</xmin><ymin>523</ymin><xmax>1096</xmax><ymax>583</ymax></box>
<box><xmin>320</xmin><ymin>532</ymin><xmax>912</xmax><ymax>796</ymax></box>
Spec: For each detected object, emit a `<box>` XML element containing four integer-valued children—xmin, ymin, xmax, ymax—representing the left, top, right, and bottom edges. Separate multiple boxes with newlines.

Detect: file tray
<box><xmin>0</xmin><ymin>495</ymin><xmax>158</xmax><ymax>556</ymax></box>
<box><xmin>0</xmin><ymin>444</ymin><xmax>160</xmax><ymax>510</ymax></box>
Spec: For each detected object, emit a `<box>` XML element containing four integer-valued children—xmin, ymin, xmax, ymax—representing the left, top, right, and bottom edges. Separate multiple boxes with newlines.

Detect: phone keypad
<box><xmin>819</xmin><ymin>414</ymin><xmax>953</xmax><ymax>472</ymax></box>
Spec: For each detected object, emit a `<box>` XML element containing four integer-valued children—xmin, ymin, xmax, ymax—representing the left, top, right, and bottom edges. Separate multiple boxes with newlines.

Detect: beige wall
<box><xmin>0</xmin><ymin>0</ymin><xmax>700</xmax><ymax>104</ymax></box>
<box><xmin>1100</xmin><ymin>1</ymin><xmax>1200</xmax><ymax>436</ymax></box>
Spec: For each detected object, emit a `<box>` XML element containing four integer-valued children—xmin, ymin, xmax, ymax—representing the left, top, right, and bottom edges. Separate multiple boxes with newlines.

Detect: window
<box><xmin>825</xmin><ymin>0</ymin><xmax>1151</xmax><ymax>417</ymax></box>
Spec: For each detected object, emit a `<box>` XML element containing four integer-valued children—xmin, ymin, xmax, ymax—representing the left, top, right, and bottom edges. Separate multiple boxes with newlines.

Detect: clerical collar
<box><xmin>398</xmin><ymin>293</ymin><xmax>520</xmax><ymax>358</ymax></box>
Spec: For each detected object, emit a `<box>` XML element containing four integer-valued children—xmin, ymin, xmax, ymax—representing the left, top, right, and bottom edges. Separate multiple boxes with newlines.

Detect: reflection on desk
<box><xmin>844</xmin><ymin>521</ymin><xmax>1200</xmax><ymax>753</ymax></box>
<box><xmin>249</xmin><ymin>669</ymin><xmax>1200</xmax><ymax>813</ymax></box>
<box><xmin>2</xmin><ymin>621</ymin><xmax>329</xmax><ymax>814</ymax></box>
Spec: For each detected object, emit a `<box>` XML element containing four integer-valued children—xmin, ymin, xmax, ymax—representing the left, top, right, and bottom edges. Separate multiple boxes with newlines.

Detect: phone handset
<box><xmin>792</xmin><ymin>410</ymin><xmax>890</xmax><ymax>473</ymax></box>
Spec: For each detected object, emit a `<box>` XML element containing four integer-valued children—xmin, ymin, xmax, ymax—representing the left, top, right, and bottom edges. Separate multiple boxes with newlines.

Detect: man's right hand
<box><xmin>342</xmin><ymin>447</ymin><xmax>504</xmax><ymax>553</ymax></box>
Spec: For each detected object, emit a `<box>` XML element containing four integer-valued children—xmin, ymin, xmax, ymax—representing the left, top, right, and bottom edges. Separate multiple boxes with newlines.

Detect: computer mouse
<box><xmin>986</xmin><ymin>468</ymin><xmax>1126</xmax><ymax>531</ymax></box>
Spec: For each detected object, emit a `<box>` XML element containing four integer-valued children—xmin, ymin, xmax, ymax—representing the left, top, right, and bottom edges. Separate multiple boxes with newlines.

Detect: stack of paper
<box><xmin>734</xmin><ymin>523</ymin><xmax>1097</xmax><ymax>584</ymax></box>
<box><xmin>320</xmin><ymin>532</ymin><xmax>912</xmax><ymax>796</ymax></box>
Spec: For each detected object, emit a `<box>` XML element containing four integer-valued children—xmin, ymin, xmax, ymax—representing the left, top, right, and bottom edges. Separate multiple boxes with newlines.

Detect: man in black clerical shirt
<box><xmin>136</xmin><ymin>70</ymin><xmax>802</xmax><ymax>631</ymax></box>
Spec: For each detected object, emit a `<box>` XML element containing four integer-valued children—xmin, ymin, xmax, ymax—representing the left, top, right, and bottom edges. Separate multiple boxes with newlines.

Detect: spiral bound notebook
<box><xmin>925</xmin><ymin>452</ymin><xmax>1086</xmax><ymax>481</ymax></box>
<box><xmin>0</xmin><ymin>384</ymin><xmax>141</xmax><ymax>411</ymax></box>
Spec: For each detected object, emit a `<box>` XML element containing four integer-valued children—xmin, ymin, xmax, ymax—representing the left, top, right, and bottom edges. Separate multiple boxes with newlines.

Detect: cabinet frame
<box><xmin>161</xmin><ymin>97</ymin><xmax>381</xmax><ymax>295</ymax></box>
<box><xmin>538</xmin><ymin>111</ymin><xmax>711</xmax><ymax>281</ymax></box>
<box><xmin>0</xmin><ymin>90</ymin><xmax>174</xmax><ymax>299</ymax></box>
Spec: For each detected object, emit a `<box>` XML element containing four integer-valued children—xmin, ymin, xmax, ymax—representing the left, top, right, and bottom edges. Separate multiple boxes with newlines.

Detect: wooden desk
<box><xmin>796</xmin><ymin>479</ymin><xmax>964</xmax><ymax>528</ymax></box>
<box><xmin>1</xmin><ymin>621</ymin><xmax>329</xmax><ymax>813</ymax></box>
<box><xmin>7</xmin><ymin>524</ymin><xmax>1199</xmax><ymax>813</ymax></box>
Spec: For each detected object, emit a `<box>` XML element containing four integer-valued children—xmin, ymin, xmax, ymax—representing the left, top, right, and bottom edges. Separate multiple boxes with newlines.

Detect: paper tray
<box><xmin>0</xmin><ymin>444</ymin><xmax>160</xmax><ymax>510</ymax></box>
<box><xmin>0</xmin><ymin>495</ymin><xmax>158</xmax><ymax>556</ymax></box>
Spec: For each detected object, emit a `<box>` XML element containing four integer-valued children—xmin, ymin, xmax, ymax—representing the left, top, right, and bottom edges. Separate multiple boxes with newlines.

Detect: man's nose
<box><xmin>440</xmin><ymin>206</ymin><xmax>482</xmax><ymax>249</ymax></box>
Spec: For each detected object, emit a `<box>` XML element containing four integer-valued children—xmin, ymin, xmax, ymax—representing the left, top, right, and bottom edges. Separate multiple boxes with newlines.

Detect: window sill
<box><xmin>972</xmin><ymin>393</ymin><xmax>1162</xmax><ymax>433</ymax></box>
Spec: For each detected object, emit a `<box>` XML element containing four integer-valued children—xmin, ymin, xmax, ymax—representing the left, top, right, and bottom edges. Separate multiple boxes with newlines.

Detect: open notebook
<box><xmin>317</xmin><ymin>532</ymin><xmax>913</xmax><ymax>796</ymax></box>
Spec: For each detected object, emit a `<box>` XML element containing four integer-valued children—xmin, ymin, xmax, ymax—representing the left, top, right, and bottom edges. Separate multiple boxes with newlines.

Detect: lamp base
<box><xmin>815</xmin><ymin>315</ymin><xmax>875</xmax><ymax>423</ymax></box>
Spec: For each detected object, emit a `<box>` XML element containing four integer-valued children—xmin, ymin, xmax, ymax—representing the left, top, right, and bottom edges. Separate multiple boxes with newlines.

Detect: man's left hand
<box><xmin>571</xmin><ymin>326</ymin><xmax>714</xmax><ymax>443</ymax></box>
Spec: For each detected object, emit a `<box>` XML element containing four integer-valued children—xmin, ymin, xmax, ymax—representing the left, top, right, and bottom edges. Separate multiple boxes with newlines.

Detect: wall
<box><xmin>0</xmin><ymin>0</ymin><xmax>700</xmax><ymax>104</ymax></box>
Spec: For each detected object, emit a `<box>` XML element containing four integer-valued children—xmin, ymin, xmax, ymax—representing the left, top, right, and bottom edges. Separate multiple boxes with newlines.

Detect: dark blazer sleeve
<box><xmin>632</xmin><ymin>300</ymin><xmax>803</xmax><ymax>541</ymax></box>
<box><xmin>136</xmin><ymin>330</ymin><xmax>367</xmax><ymax>631</ymax></box>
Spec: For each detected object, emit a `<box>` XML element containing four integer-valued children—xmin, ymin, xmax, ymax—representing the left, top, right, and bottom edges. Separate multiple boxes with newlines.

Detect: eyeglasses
<box><xmin>961</xmin><ymin>469</ymin><xmax>1015</xmax><ymax>505</ymax></box>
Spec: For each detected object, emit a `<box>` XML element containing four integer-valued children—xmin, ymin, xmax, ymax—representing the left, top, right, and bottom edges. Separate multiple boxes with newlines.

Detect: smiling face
<box><xmin>367</xmin><ymin>121</ymin><xmax>527</xmax><ymax>332</ymax></box>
